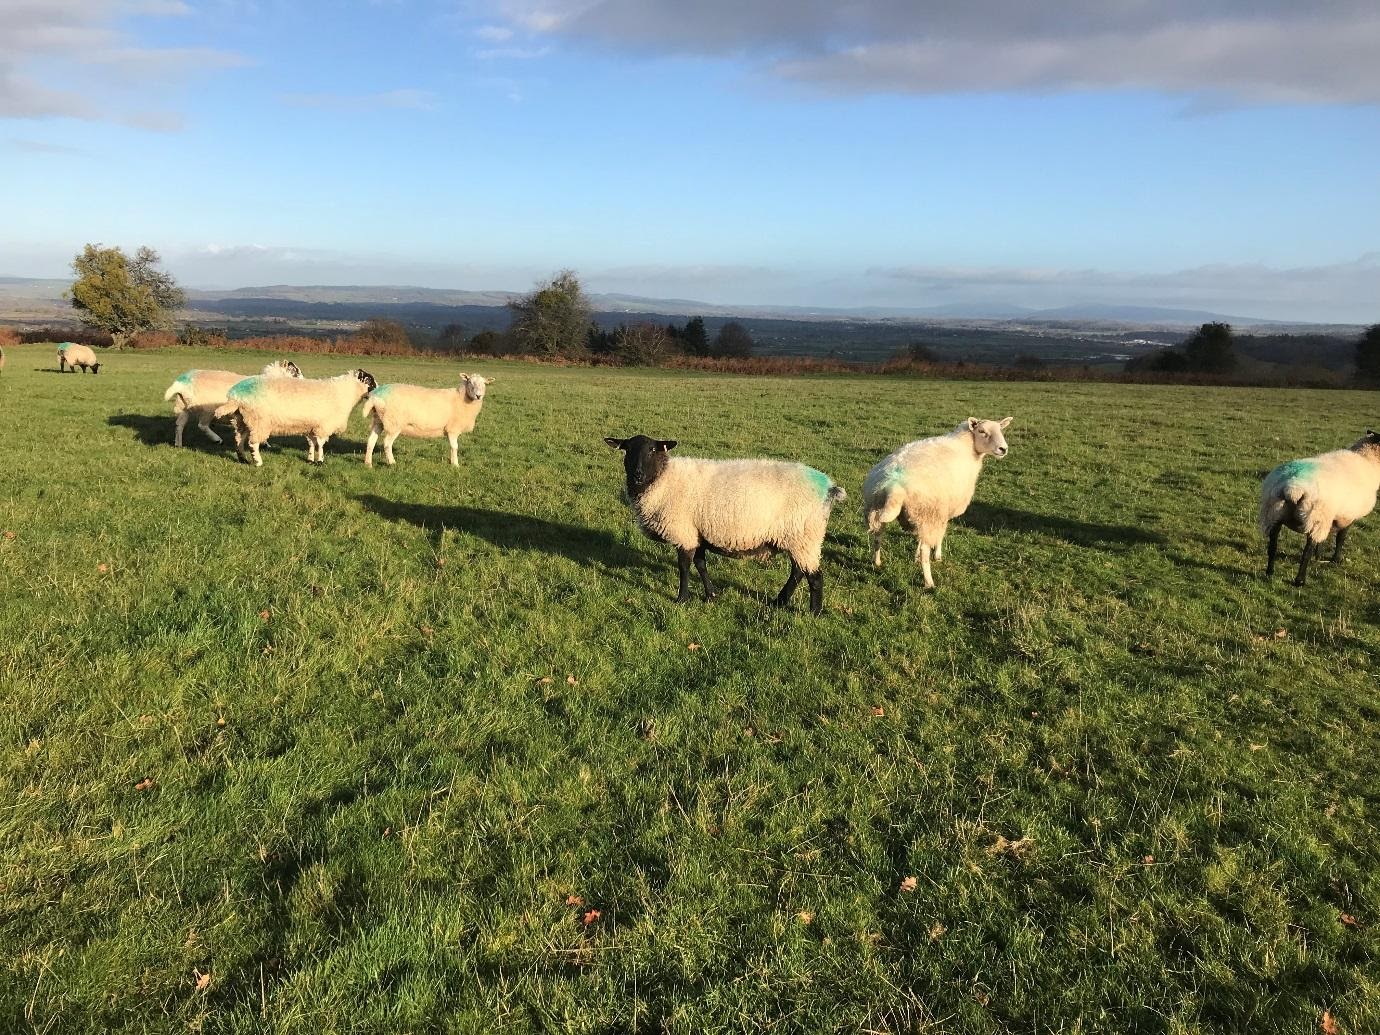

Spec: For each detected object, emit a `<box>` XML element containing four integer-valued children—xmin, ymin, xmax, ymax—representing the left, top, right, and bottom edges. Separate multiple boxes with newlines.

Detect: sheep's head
<box><xmin>1354</xmin><ymin>429</ymin><xmax>1380</xmax><ymax>458</ymax></box>
<box><xmin>352</xmin><ymin>369</ymin><xmax>378</xmax><ymax>393</ymax></box>
<box><xmin>966</xmin><ymin>416</ymin><xmax>1012</xmax><ymax>458</ymax></box>
<box><xmin>459</xmin><ymin>373</ymin><xmax>494</xmax><ymax>401</ymax></box>
<box><xmin>284</xmin><ymin>360</ymin><xmax>303</xmax><ymax>378</ymax></box>
<box><xmin>605</xmin><ymin>434</ymin><xmax>677</xmax><ymax>499</ymax></box>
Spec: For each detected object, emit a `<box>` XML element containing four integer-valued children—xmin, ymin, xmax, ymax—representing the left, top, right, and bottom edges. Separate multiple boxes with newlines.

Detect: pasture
<box><xmin>1</xmin><ymin>345</ymin><xmax>1377</xmax><ymax>1034</ymax></box>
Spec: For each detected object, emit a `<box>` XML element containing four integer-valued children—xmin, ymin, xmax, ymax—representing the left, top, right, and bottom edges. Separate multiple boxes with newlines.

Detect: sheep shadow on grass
<box><xmin>963</xmin><ymin>502</ymin><xmax>1166</xmax><ymax>551</ymax></box>
<box><xmin>106</xmin><ymin>413</ymin><xmax>362</xmax><ymax>462</ymax></box>
<box><xmin>354</xmin><ymin>495</ymin><xmax>662</xmax><ymax>577</ymax></box>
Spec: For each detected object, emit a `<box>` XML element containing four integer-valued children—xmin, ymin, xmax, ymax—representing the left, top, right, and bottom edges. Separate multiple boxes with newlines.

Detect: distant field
<box><xmin>1</xmin><ymin>345</ymin><xmax>1377</xmax><ymax>1034</ymax></box>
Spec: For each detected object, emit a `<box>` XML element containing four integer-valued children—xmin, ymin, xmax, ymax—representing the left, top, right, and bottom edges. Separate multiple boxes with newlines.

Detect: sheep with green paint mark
<box><xmin>863</xmin><ymin>417</ymin><xmax>1013</xmax><ymax>589</ymax></box>
<box><xmin>163</xmin><ymin>360</ymin><xmax>302</xmax><ymax>447</ymax></box>
<box><xmin>604</xmin><ymin>435</ymin><xmax>846</xmax><ymax>615</ymax></box>
<box><xmin>360</xmin><ymin>372</ymin><xmax>493</xmax><ymax>467</ymax></box>
<box><xmin>213</xmin><ymin>368</ymin><xmax>376</xmax><ymax>466</ymax></box>
<box><xmin>1259</xmin><ymin>430</ymin><xmax>1380</xmax><ymax>586</ymax></box>
<box><xmin>57</xmin><ymin>342</ymin><xmax>100</xmax><ymax>374</ymax></box>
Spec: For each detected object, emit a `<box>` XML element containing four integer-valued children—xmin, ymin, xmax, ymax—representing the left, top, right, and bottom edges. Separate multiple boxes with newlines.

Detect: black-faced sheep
<box><xmin>213</xmin><ymin>369</ymin><xmax>376</xmax><ymax>466</ymax></box>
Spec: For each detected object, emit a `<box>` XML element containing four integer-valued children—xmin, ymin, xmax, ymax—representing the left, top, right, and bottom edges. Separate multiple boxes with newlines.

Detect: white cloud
<box><xmin>0</xmin><ymin>0</ymin><xmax>246</xmax><ymax>128</ymax></box>
<box><xmin>484</xmin><ymin>1</ymin><xmax>1380</xmax><ymax>105</ymax></box>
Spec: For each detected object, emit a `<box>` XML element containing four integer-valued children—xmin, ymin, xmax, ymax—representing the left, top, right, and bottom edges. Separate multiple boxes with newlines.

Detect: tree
<box><xmin>680</xmin><ymin>316</ymin><xmax>709</xmax><ymax>357</ymax></box>
<box><xmin>508</xmin><ymin>269</ymin><xmax>591</xmax><ymax>357</ymax></box>
<box><xmin>436</xmin><ymin>323</ymin><xmax>467</xmax><ymax>352</ymax></box>
<box><xmin>905</xmin><ymin>341</ymin><xmax>939</xmax><ymax>363</ymax></box>
<box><xmin>354</xmin><ymin>318</ymin><xmax>411</xmax><ymax>352</ymax></box>
<box><xmin>1182</xmin><ymin>321</ymin><xmax>1235</xmax><ymax>373</ymax></box>
<box><xmin>615</xmin><ymin>322</ymin><xmax>675</xmax><ymax>366</ymax></box>
<box><xmin>69</xmin><ymin>244</ymin><xmax>184</xmax><ymax>349</ymax></box>
<box><xmin>1356</xmin><ymin>324</ymin><xmax>1380</xmax><ymax>385</ymax></box>
<box><xmin>712</xmin><ymin>321</ymin><xmax>753</xmax><ymax>358</ymax></box>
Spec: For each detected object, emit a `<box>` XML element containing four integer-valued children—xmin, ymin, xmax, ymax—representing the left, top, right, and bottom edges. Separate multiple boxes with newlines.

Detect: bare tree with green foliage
<box><xmin>615</xmin><ymin>322</ymin><xmax>675</xmax><ymax>366</ymax></box>
<box><xmin>68</xmin><ymin>244</ymin><xmax>184</xmax><ymax>349</ymax></box>
<box><xmin>1182</xmin><ymin>321</ymin><xmax>1236</xmax><ymax>373</ymax></box>
<box><xmin>1357</xmin><ymin>324</ymin><xmax>1380</xmax><ymax>385</ymax></box>
<box><xmin>508</xmin><ymin>270</ymin><xmax>592</xmax><ymax>357</ymax></box>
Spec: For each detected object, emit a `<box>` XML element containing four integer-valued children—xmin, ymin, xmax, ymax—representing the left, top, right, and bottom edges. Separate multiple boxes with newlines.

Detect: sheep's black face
<box><xmin>285</xmin><ymin>361</ymin><xmax>302</xmax><ymax>378</ymax></box>
<box><xmin>605</xmin><ymin>435</ymin><xmax>676</xmax><ymax>500</ymax></box>
<box><xmin>355</xmin><ymin>369</ymin><xmax>377</xmax><ymax>392</ymax></box>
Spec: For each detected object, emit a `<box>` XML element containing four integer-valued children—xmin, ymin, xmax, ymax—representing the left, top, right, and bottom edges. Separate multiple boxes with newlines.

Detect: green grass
<box><xmin>2</xmin><ymin>345</ymin><xmax>1377</xmax><ymax>1034</ymax></box>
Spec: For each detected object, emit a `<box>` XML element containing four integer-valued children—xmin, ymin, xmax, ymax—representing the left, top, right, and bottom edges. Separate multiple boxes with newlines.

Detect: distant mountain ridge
<box><xmin>0</xmin><ymin>275</ymin><xmax>1358</xmax><ymax>331</ymax></box>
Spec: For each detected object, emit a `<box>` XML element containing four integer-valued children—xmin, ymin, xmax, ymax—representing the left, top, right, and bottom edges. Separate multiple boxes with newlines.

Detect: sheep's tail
<box><xmin>827</xmin><ymin>485</ymin><xmax>847</xmax><ymax>503</ymax></box>
<box><xmin>1258</xmin><ymin>472</ymin><xmax>1324</xmax><ymax>539</ymax></box>
<box><xmin>359</xmin><ymin>395</ymin><xmax>378</xmax><ymax>420</ymax></box>
<box><xmin>212</xmin><ymin>400</ymin><xmax>240</xmax><ymax>420</ymax></box>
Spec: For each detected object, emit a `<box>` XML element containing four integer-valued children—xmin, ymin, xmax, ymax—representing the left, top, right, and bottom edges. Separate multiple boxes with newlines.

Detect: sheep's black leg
<box><xmin>1265</xmin><ymin>522</ymin><xmax>1282</xmax><ymax>577</ymax></box>
<box><xmin>1293</xmin><ymin>539</ymin><xmax>1315</xmax><ymax>587</ymax></box>
<box><xmin>806</xmin><ymin>569</ymin><xmax>824</xmax><ymax>616</ymax></box>
<box><xmin>773</xmin><ymin>559</ymin><xmax>805</xmax><ymax>608</ymax></box>
<box><xmin>693</xmin><ymin>544</ymin><xmax>719</xmax><ymax>601</ymax></box>
<box><xmin>1332</xmin><ymin>526</ymin><xmax>1349</xmax><ymax>564</ymax></box>
<box><xmin>675</xmin><ymin>548</ymin><xmax>694</xmax><ymax>603</ymax></box>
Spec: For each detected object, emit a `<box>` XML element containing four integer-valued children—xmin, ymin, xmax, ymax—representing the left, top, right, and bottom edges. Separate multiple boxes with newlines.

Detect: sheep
<box><xmin>213</xmin><ymin>368</ymin><xmax>376</xmax><ymax>466</ymax></box>
<box><xmin>163</xmin><ymin>360</ymin><xmax>302</xmax><ymax>447</ymax></box>
<box><xmin>604</xmin><ymin>435</ymin><xmax>846</xmax><ymax>615</ymax></box>
<box><xmin>57</xmin><ymin>342</ymin><xmax>100</xmax><ymax>374</ymax></box>
<box><xmin>863</xmin><ymin>416</ymin><xmax>1013</xmax><ymax>590</ymax></box>
<box><xmin>361</xmin><ymin>372</ymin><xmax>493</xmax><ymax>467</ymax></box>
<box><xmin>1259</xmin><ymin>430</ymin><xmax>1380</xmax><ymax>586</ymax></box>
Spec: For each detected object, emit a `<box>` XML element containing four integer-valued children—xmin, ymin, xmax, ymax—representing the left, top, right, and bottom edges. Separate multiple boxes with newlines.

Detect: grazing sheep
<box><xmin>58</xmin><ymin>342</ymin><xmax>100</xmax><ymax>374</ymax></box>
<box><xmin>604</xmin><ymin>435</ymin><xmax>846</xmax><ymax>615</ymax></box>
<box><xmin>863</xmin><ymin>416</ymin><xmax>1013</xmax><ymax>589</ymax></box>
<box><xmin>361</xmin><ymin>372</ymin><xmax>493</xmax><ymax>467</ymax></box>
<box><xmin>1259</xmin><ymin>430</ymin><xmax>1380</xmax><ymax>586</ymax></box>
<box><xmin>163</xmin><ymin>360</ymin><xmax>302</xmax><ymax>447</ymax></box>
<box><xmin>213</xmin><ymin>369</ymin><xmax>376</xmax><ymax>466</ymax></box>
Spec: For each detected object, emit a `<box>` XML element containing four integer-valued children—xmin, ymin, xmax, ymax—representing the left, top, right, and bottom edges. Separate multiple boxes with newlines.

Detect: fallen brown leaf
<box><xmin>928</xmin><ymin>921</ymin><xmax>947</xmax><ymax>941</ymax></box>
<box><xmin>1321</xmin><ymin>1009</ymin><xmax>1339</xmax><ymax>1035</ymax></box>
<box><xmin>193</xmin><ymin>970</ymin><xmax>211</xmax><ymax>992</ymax></box>
<box><xmin>581</xmin><ymin>909</ymin><xmax>601</xmax><ymax>926</ymax></box>
<box><xmin>1339</xmin><ymin>912</ymin><xmax>1360</xmax><ymax>929</ymax></box>
<box><xmin>258</xmin><ymin>609</ymin><xmax>271</xmax><ymax>621</ymax></box>
<box><xmin>3</xmin><ymin>530</ymin><xmax>14</xmax><ymax>541</ymax></box>
<box><xmin>797</xmin><ymin>911</ymin><xmax>814</xmax><ymax>925</ymax></box>
<box><xmin>871</xmin><ymin>706</ymin><xmax>885</xmax><ymax>717</ymax></box>
<box><xmin>97</xmin><ymin>563</ymin><xmax>108</xmax><ymax>574</ymax></box>
<box><xmin>899</xmin><ymin>876</ymin><xmax>918</xmax><ymax>893</ymax></box>
<box><xmin>687</xmin><ymin>643</ymin><xmax>700</xmax><ymax>651</ymax></box>
<box><xmin>988</xmin><ymin>835</ymin><xmax>1036</xmax><ymax>859</ymax></box>
<box><xmin>565</xmin><ymin>894</ymin><xmax>584</xmax><ymax>907</ymax></box>
<box><xmin>134</xmin><ymin>777</ymin><xmax>155</xmax><ymax>792</ymax></box>
<box><xmin>1274</xmin><ymin>628</ymin><xmax>1288</xmax><ymax>639</ymax></box>
<box><xmin>566</xmin><ymin>674</ymin><xmax>578</xmax><ymax>686</ymax></box>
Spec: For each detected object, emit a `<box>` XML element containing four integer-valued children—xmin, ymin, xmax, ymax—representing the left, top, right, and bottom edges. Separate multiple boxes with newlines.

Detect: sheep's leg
<box><xmin>868</xmin><ymin>522</ymin><xmax>885</xmax><ymax>567</ymax></box>
<box><xmin>916</xmin><ymin>540</ymin><xmax>935</xmax><ymax>590</ymax></box>
<box><xmin>1265</xmin><ymin>521</ymin><xmax>1283</xmax><ymax>577</ymax></box>
<box><xmin>675</xmin><ymin>548</ymin><xmax>694</xmax><ymax>603</ymax></box>
<box><xmin>1293</xmin><ymin>539</ymin><xmax>1316</xmax><ymax>587</ymax></box>
<box><xmin>199</xmin><ymin>416</ymin><xmax>223</xmax><ymax>444</ymax></box>
<box><xmin>174</xmin><ymin>411</ymin><xmax>188</xmax><ymax>448</ymax></box>
<box><xmin>250</xmin><ymin>439</ymin><xmax>263</xmax><ymax>467</ymax></box>
<box><xmin>806</xmin><ymin>569</ymin><xmax>824</xmax><ymax>615</ymax></box>
<box><xmin>364</xmin><ymin>425</ymin><xmax>379</xmax><ymax>467</ymax></box>
<box><xmin>383</xmin><ymin>432</ymin><xmax>400</xmax><ymax>466</ymax></box>
<box><xmin>448</xmin><ymin>433</ymin><xmax>459</xmax><ymax>467</ymax></box>
<box><xmin>773</xmin><ymin>559</ymin><xmax>805</xmax><ymax>608</ymax></box>
<box><xmin>1331</xmin><ymin>525</ymin><xmax>1349</xmax><ymax>564</ymax></box>
<box><xmin>866</xmin><ymin>495</ymin><xmax>902</xmax><ymax>567</ymax></box>
<box><xmin>233</xmin><ymin>421</ymin><xmax>248</xmax><ymax>462</ymax></box>
<box><xmin>315</xmin><ymin>434</ymin><xmax>330</xmax><ymax>464</ymax></box>
<box><xmin>933</xmin><ymin>528</ymin><xmax>946</xmax><ymax>563</ymax></box>
<box><xmin>693</xmin><ymin>544</ymin><xmax>719</xmax><ymax>601</ymax></box>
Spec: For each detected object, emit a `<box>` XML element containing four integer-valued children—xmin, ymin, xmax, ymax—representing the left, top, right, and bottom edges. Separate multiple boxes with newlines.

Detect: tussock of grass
<box><xmin>1</xmin><ymin>346</ymin><xmax>1377</xmax><ymax>1033</ymax></box>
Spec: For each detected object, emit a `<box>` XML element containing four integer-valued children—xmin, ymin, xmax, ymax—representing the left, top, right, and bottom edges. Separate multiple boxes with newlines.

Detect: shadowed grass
<box><xmin>0</xmin><ymin>344</ymin><xmax>1377</xmax><ymax>1034</ymax></box>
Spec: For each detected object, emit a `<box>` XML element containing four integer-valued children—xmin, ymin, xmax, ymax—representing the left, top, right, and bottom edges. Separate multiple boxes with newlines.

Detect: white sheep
<box><xmin>360</xmin><ymin>372</ymin><xmax>493</xmax><ymax>467</ymax></box>
<box><xmin>163</xmin><ymin>360</ymin><xmax>302</xmax><ymax>447</ymax></box>
<box><xmin>1259</xmin><ymin>430</ymin><xmax>1380</xmax><ymax>586</ymax></box>
<box><xmin>58</xmin><ymin>342</ymin><xmax>101</xmax><ymax>374</ymax></box>
<box><xmin>863</xmin><ymin>416</ymin><xmax>1013</xmax><ymax>589</ymax></box>
<box><xmin>604</xmin><ymin>435</ymin><xmax>846</xmax><ymax>615</ymax></box>
<box><xmin>213</xmin><ymin>368</ymin><xmax>376</xmax><ymax>466</ymax></box>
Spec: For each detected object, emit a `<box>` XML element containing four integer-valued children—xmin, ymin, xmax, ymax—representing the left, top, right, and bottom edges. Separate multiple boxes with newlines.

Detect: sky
<box><xmin>2</xmin><ymin>0</ymin><xmax>1379</xmax><ymax>321</ymax></box>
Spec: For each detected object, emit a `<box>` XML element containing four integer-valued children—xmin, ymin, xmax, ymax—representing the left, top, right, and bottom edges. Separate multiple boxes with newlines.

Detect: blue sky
<box><xmin>2</xmin><ymin>1</ymin><xmax>1379</xmax><ymax>320</ymax></box>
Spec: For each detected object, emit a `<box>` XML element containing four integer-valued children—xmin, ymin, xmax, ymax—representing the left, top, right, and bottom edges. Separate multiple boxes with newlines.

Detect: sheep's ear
<box><xmin>657</xmin><ymin>440</ymin><xmax>677</xmax><ymax>452</ymax></box>
<box><xmin>966</xmin><ymin>417</ymin><xmax>980</xmax><ymax>430</ymax></box>
<box><xmin>999</xmin><ymin>416</ymin><xmax>1013</xmax><ymax>429</ymax></box>
<box><xmin>604</xmin><ymin>437</ymin><xmax>627</xmax><ymax>450</ymax></box>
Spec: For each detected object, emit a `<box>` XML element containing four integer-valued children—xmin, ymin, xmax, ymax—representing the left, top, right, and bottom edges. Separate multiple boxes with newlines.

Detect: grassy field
<box><xmin>1</xmin><ymin>344</ymin><xmax>1377</xmax><ymax>1034</ymax></box>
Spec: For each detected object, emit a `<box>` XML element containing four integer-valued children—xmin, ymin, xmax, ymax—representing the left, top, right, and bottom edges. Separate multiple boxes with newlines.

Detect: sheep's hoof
<box><xmin>703</xmin><ymin>590</ymin><xmax>720</xmax><ymax>602</ymax></box>
<box><xmin>675</xmin><ymin>592</ymin><xmax>693</xmax><ymax>604</ymax></box>
<box><xmin>1292</xmin><ymin>578</ymin><xmax>1306</xmax><ymax>588</ymax></box>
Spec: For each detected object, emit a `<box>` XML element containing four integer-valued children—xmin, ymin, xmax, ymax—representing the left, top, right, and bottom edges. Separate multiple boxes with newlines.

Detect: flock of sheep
<box><xmin>50</xmin><ymin>342</ymin><xmax>1380</xmax><ymax>609</ymax></box>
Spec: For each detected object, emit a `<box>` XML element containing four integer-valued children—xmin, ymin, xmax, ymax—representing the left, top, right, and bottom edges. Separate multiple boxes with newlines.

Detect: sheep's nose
<box><xmin>997</xmin><ymin>447</ymin><xmax>1008</xmax><ymax>456</ymax></box>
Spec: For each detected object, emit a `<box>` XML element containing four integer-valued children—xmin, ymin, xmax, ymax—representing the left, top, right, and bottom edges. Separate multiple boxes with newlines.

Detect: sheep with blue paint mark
<box><xmin>163</xmin><ymin>360</ymin><xmax>302</xmax><ymax>447</ymax></box>
<box><xmin>360</xmin><ymin>372</ymin><xmax>493</xmax><ymax>467</ymax></box>
<box><xmin>58</xmin><ymin>342</ymin><xmax>100</xmax><ymax>374</ymax></box>
<box><xmin>604</xmin><ymin>435</ymin><xmax>846</xmax><ymax>614</ymax></box>
<box><xmin>863</xmin><ymin>417</ymin><xmax>1012</xmax><ymax>589</ymax></box>
<box><xmin>1259</xmin><ymin>430</ymin><xmax>1380</xmax><ymax>586</ymax></box>
<box><xmin>213</xmin><ymin>368</ymin><xmax>376</xmax><ymax>466</ymax></box>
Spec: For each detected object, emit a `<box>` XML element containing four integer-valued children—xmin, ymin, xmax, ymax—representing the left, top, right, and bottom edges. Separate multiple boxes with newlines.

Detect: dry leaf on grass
<box><xmin>1338</xmin><ymin>912</ymin><xmax>1360</xmax><ymax>929</ymax></box>
<box><xmin>134</xmin><ymin>777</ymin><xmax>155</xmax><ymax>792</ymax></box>
<box><xmin>687</xmin><ymin>643</ymin><xmax>700</xmax><ymax>651</ymax></box>
<box><xmin>581</xmin><ymin>909</ymin><xmax>601</xmax><ymax>926</ymax></box>
<box><xmin>871</xmin><ymin>706</ymin><xmax>885</xmax><ymax>717</ymax></box>
<box><xmin>1321</xmin><ymin>1010</ymin><xmax>1339</xmax><ymax>1035</ymax></box>
<box><xmin>565</xmin><ymin>894</ymin><xmax>584</xmax><ymax>907</ymax></box>
<box><xmin>3</xmin><ymin>530</ymin><xmax>15</xmax><ymax>541</ymax></box>
<box><xmin>97</xmin><ymin>563</ymin><xmax>109</xmax><ymax>574</ymax></box>
<box><xmin>929</xmin><ymin>922</ymin><xmax>947</xmax><ymax>941</ymax></box>
<box><xmin>899</xmin><ymin>876</ymin><xmax>918</xmax><ymax>893</ymax></box>
<box><xmin>193</xmin><ymin>970</ymin><xmax>211</xmax><ymax>991</ymax></box>
<box><xmin>1274</xmin><ymin>628</ymin><xmax>1288</xmax><ymax>639</ymax></box>
<box><xmin>566</xmin><ymin>675</ymin><xmax>578</xmax><ymax>686</ymax></box>
<box><xmin>798</xmin><ymin>911</ymin><xmax>814</xmax><ymax>925</ymax></box>
<box><xmin>258</xmin><ymin>610</ymin><xmax>271</xmax><ymax>622</ymax></box>
<box><xmin>988</xmin><ymin>835</ymin><xmax>1036</xmax><ymax>859</ymax></box>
